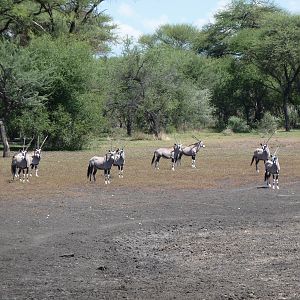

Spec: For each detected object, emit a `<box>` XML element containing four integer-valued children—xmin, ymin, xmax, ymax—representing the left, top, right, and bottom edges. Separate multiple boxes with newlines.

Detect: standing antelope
<box><xmin>177</xmin><ymin>139</ymin><xmax>205</xmax><ymax>168</ymax></box>
<box><xmin>250</xmin><ymin>143</ymin><xmax>270</xmax><ymax>173</ymax></box>
<box><xmin>113</xmin><ymin>148</ymin><xmax>125</xmax><ymax>178</ymax></box>
<box><xmin>11</xmin><ymin>137</ymin><xmax>34</xmax><ymax>182</ymax></box>
<box><xmin>264</xmin><ymin>154</ymin><xmax>280</xmax><ymax>189</ymax></box>
<box><xmin>28</xmin><ymin>135</ymin><xmax>48</xmax><ymax>177</ymax></box>
<box><xmin>87</xmin><ymin>150</ymin><xmax>115</xmax><ymax>184</ymax></box>
<box><xmin>151</xmin><ymin>143</ymin><xmax>182</xmax><ymax>171</ymax></box>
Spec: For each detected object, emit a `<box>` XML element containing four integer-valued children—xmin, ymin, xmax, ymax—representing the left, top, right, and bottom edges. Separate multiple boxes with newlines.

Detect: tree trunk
<box><xmin>283</xmin><ymin>90</ymin><xmax>290</xmax><ymax>132</ymax></box>
<box><xmin>0</xmin><ymin>120</ymin><xmax>10</xmax><ymax>157</ymax></box>
<box><xmin>126</xmin><ymin>118</ymin><xmax>132</xmax><ymax>136</ymax></box>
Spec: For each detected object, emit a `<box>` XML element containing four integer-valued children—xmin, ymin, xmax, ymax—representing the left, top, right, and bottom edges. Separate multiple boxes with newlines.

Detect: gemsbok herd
<box><xmin>10</xmin><ymin>134</ymin><xmax>280</xmax><ymax>189</ymax></box>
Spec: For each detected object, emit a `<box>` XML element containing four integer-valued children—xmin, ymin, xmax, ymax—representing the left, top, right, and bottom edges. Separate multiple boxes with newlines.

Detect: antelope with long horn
<box><xmin>250</xmin><ymin>132</ymin><xmax>274</xmax><ymax>173</ymax></box>
<box><xmin>177</xmin><ymin>136</ymin><xmax>205</xmax><ymax>168</ymax></box>
<box><xmin>28</xmin><ymin>135</ymin><xmax>48</xmax><ymax>177</ymax></box>
<box><xmin>264</xmin><ymin>147</ymin><xmax>280</xmax><ymax>189</ymax></box>
<box><xmin>113</xmin><ymin>147</ymin><xmax>126</xmax><ymax>178</ymax></box>
<box><xmin>151</xmin><ymin>143</ymin><xmax>183</xmax><ymax>171</ymax></box>
<box><xmin>87</xmin><ymin>150</ymin><xmax>116</xmax><ymax>184</ymax></box>
<box><xmin>11</xmin><ymin>137</ymin><xmax>34</xmax><ymax>182</ymax></box>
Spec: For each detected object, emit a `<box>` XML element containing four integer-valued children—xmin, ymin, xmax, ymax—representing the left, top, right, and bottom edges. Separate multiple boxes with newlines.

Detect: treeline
<box><xmin>0</xmin><ymin>0</ymin><xmax>299</xmax><ymax>150</ymax></box>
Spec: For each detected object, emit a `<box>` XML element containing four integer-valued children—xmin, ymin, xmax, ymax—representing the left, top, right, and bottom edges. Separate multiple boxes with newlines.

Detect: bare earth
<box><xmin>0</xmin><ymin>136</ymin><xmax>300</xmax><ymax>299</ymax></box>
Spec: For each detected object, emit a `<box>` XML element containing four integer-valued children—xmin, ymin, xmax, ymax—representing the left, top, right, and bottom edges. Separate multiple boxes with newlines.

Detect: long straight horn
<box><xmin>174</xmin><ymin>135</ymin><xmax>178</xmax><ymax>144</ymax></box>
<box><xmin>23</xmin><ymin>137</ymin><xmax>26</xmax><ymax>150</ymax></box>
<box><xmin>273</xmin><ymin>147</ymin><xmax>279</xmax><ymax>156</ymax></box>
<box><xmin>37</xmin><ymin>136</ymin><xmax>40</xmax><ymax>148</ymax></box>
<box><xmin>192</xmin><ymin>135</ymin><xmax>199</xmax><ymax>141</ymax></box>
<box><xmin>266</xmin><ymin>131</ymin><xmax>275</xmax><ymax>144</ymax></box>
<box><xmin>25</xmin><ymin>136</ymin><xmax>34</xmax><ymax>151</ymax></box>
<box><xmin>40</xmin><ymin>135</ymin><xmax>48</xmax><ymax>149</ymax></box>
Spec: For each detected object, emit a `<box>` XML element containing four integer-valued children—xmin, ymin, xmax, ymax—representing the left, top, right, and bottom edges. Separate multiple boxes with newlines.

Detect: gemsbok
<box><xmin>177</xmin><ymin>137</ymin><xmax>205</xmax><ymax>168</ymax></box>
<box><xmin>264</xmin><ymin>153</ymin><xmax>280</xmax><ymax>189</ymax></box>
<box><xmin>11</xmin><ymin>137</ymin><xmax>34</xmax><ymax>182</ymax></box>
<box><xmin>87</xmin><ymin>150</ymin><xmax>115</xmax><ymax>184</ymax></box>
<box><xmin>113</xmin><ymin>148</ymin><xmax>125</xmax><ymax>178</ymax></box>
<box><xmin>251</xmin><ymin>143</ymin><xmax>270</xmax><ymax>173</ymax></box>
<box><xmin>151</xmin><ymin>143</ymin><xmax>182</xmax><ymax>171</ymax></box>
<box><xmin>28</xmin><ymin>135</ymin><xmax>48</xmax><ymax>177</ymax></box>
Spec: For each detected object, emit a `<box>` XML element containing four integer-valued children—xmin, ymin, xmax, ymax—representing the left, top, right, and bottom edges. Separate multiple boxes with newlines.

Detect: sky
<box><xmin>101</xmin><ymin>0</ymin><xmax>300</xmax><ymax>55</ymax></box>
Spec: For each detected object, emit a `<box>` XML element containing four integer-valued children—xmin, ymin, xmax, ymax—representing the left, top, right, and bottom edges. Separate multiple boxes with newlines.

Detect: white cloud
<box><xmin>194</xmin><ymin>18</ymin><xmax>210</xmax><ymax>29</ymax></box>
<box><xmin>194</xmin><ymin>0</ymin><xmax>230</xmax><ymax>29</ymax></box>
<box><xmin>142</xmin><ymin>15</ymin><xmax>170</xmax><ymax>32</ymax></box>
<box><xmin>115</xmin><ymin>21</ymin><xmax>143</xmax><ymax>40</ymax></box>
<box><xmin>215</xmin><ymin>0</ymin><xmax>231</xmax><ymax>13</ymax></box>
<box><xmin>117</xmin><ymin>3</ymin><xmax>136</xmax><ymax>18</ymax></box>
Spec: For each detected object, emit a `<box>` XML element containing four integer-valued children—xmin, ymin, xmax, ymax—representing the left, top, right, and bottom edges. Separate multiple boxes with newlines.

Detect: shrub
<box><xmin>227</xmin><ymin>116</ymin><xmax>250</xmax><ymax>133</ymax></box>
<box><xmin>257</xmin><ymin>112</ymin><xmax>278</xmax><ymax>135</ymax></box>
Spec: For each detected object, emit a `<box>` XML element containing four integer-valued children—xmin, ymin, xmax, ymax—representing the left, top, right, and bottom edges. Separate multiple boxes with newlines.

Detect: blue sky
<box><xmin>101</xmin><ymin>0</ymin><xmax>300</xmax><ymax>54</ymax></box>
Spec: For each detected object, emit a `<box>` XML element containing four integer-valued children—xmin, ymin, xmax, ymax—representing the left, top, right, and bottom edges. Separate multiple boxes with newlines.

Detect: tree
<box><xmin>235</xmin><ymin>13</ymin><xmax>300</xmax><ymax>131</ymax></box>
<box><xmin>0</xmin><ymin>40</ymin><xmax>51</xmax><ymax>138</ymax></box>
<box><xmin>0</xmin><ymin>0</ymin><xmax>116</xmax><ymax>54</ymax></box>
<box><xmin>104</xmin><ymin>40</ymin><xmax>146</xmax><ymax>136</ymax></box>
<box><xmin>0</xmin><ymin>120</ymin><xmax>10</xmax><ymax>157</ymax></box>
<box><xmin>140</xmin><ymin>24</ymin><xmax>200</xmax><ymax>51</ymax></box>
<box><xmin>197</xmin><ymin>0</ymin><xmax>281</xmax><ymax>57</ymax></box>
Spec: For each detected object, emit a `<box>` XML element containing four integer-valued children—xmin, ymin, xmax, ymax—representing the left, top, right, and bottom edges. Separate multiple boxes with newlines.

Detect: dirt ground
<box><xmin>0</xmin><ymin>136</ymin><xmax>300</xmax><ymax>299</ymax></box>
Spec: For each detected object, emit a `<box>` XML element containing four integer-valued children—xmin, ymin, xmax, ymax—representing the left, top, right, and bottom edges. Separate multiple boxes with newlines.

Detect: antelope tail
<box><xmin>264</xmin><ymin>171</ymin><xmax>269</xmax><ymax>182</ymax></box>
<box><xmin>87</xmin><ymin>162</ymin><xmax>93</xmax><ymax>179</ymax></box>
<box><xmin>250</xmin><ymin>155</ymin><xmax>255</xmax><ymax>166</ymax></box>
<box><xmin>11</xmin><ymin>161</ymin><xmax>17</xmax><ymax>178</ymax></box>
<box><xmin>151</xmin><ymin>153</ymin><xmax>156</xmax><ymax>165</ymax></box>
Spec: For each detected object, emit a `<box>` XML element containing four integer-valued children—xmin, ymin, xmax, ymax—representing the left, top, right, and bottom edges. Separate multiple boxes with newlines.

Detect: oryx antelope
<box><xmin>151</xmin><ymin>143</ymin><xmax>182</xmax><ymax>171</ymax></box>
<box><xmin>113</xmin><ymin>148</ymin><xmax>125</xmax><ymax>178</ymax></box>
<box><xmin>264</xmin><ymin>154</ymin><xmax>280</xmax><ymax>189</ymax></box>
<box><xmin>87</xmin><ymin>150</ymin><xmax>115</xmax><ymax>184</ymax></box>
<box><xmin>28</xmin><ymin>135</ymin><xmax>48</xmax><ymax>177</ymax></box>
<box><xmin>177</xmin><ymin>138</ymin><xmax>205</xmax><ymax>168</ymax></box>
<box><xmin>250</xmin><ymin>143</ymin><xmax>270</xmax><ymax>173</ymax></box>
<box><xmin>11</xmin><ymin>137</ymin><xmax>34</xmax><ymax>182</ymax></box>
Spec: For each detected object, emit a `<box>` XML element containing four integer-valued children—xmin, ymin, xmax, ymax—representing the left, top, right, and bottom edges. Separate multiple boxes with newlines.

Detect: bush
<box><xmin>257</xmin><ymin>112</ymin><xmax>278</xmax><ymax>135</ymax></box>
<box><xmin>48</xmin><ymin>105</ymin><xmax>89</xmax><ymax>150</ymax></box>
<box><xmin>227</xmin><ymin>116</ymin><xmax>250</xmax><ymax>133</ymax></box>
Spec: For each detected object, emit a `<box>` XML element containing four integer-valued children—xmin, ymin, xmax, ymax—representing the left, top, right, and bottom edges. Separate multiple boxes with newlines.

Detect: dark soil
<box><xmin>1</xmin><ymin>182</ymin><xmax>300</xmax><ymax>299</ymax></box>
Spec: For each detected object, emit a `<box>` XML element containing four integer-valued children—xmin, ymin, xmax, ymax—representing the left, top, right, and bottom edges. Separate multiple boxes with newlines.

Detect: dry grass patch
<box><xmin>1</xmin><ymin>134</ymin><xmax>299</xmax><ymax>199</ymax></box>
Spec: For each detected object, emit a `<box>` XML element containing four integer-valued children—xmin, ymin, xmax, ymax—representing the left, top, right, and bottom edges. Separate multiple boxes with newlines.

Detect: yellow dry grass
<box><xmin>1</xmin><ymin>134</ymin><xmax>299</xmax><ymax>199</ymax></box>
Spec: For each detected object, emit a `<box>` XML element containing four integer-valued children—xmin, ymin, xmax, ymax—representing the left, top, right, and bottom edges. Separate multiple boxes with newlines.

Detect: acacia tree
<box><xmin>0</xmin><ymin>41</ymin><xmax>51</xmax><ymax>136</ymax></box>
<box><xmin>197</xmin><ymin>0</ymin><xmax>281</xmax><ymax>57</ymax></box>
<box><xmin>104</xmin><ymin>41</ymin><xmax>147</xmax><ymax>136</ymax></box>
<box><xmin>238</xmin><ymin>13</ymin><xmax>300</xmax><ymax>131</ymax></box>
<box><xmin>140</xmin><ymin>24</ymin><xmax>200</xmax><ymax>51</ymax></box>
<box><xmin>0</xmin><ymin>0</ymin><xmax>116</xmax><ymax>53</ymax></box>
<box><xmin>195</xmin><ymin>0</ymin><xmax>300</xmax><ymax>130</ymax></box>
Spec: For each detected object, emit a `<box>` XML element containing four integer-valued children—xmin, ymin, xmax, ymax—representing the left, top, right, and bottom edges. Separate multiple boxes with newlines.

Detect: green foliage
<box><xmin>47</xmin><ymin>105</ymin><xmax>91</xmax><ymax>150</ymax></box>
<box><xmin>12</xmin><ymin>105</ymin><xmax>50</xmax><ymax>139</ymax></box>
<box><xmin>148</xmin><ymin>24</ymin><xmax>200</xmax><ymax>50</ymax></box>
<box><xmin>227</xmin><ymin>116</ymin><xmax>250</xmax><ymax>133</ymax></box>
<box><xmin>0</xmin><ymin>40</ymin><xmax>52</xmax><ymax>137</ymax></box>
<box><xmin>0</xmin><ymin>0</ymin><xmax>116</xmax><ymax>53</ymax></box>
<box><xmin>1</xmin><ymin>0</ymin><xmax>300</xmax><ymax>147</ymax></box>
<box><xmin>257</xmin><ymin>112</ymin><xmax>278</xmax><ymax>135</ymax></box>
